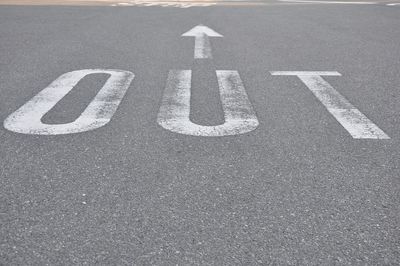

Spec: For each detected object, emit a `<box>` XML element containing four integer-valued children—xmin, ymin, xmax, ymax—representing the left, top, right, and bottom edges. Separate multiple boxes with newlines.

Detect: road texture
<box><xmin>0</xmin><ymin>1</ymin><xmax>399</xmax><ymax>264</ymax></box>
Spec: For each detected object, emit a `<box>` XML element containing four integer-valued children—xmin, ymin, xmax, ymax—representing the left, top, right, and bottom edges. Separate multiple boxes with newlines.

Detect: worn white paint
<box><xmin>270</xmin><ymin>71</ymin><xmax>390</xmax><ymax>139</ymax></box>
<box><xmin>194</xmin><ymin>34</ymin><xmax>212</xmax><ymax>58</ymax></box>
<box><xmin>157</xmin><ymin>70</ymin><xmax>259</xmax><ymax>136</ymax></box>
<box><xmin>4</xmin><ymin>69</ymin><xmax>134</xmax><ymax>135</ymax></box>
<box><xmin>182</xmin><ymin>25</ymin><xmax>223</xmax><ymax>59</ymax></box>
<box><xmin>271</xmin><ymin>71</ymin><xmax>342</xmax><ymax>76</ymax></box>
<box><xmin>387</xmin><ymin>3</ymin><xmax>400</xmax><ymax>5</ymax></box>
<box><xmin>113</xmin><ymin>1</ymin><xmax>217</xmax><ymax>8</ymax></box>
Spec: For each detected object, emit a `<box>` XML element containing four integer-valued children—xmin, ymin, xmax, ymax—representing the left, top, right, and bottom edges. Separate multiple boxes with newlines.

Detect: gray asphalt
<box><xmin>0</xmin><ymin>3</ymin><xmax>399</xmax><ymax>265</ymax></box>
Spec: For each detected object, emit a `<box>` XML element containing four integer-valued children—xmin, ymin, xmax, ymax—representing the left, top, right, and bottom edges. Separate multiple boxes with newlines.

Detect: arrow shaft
<box><xmin>194</xmin><ymin>34</ymin><xmax>212</xmax><ymax>59</ymax></box>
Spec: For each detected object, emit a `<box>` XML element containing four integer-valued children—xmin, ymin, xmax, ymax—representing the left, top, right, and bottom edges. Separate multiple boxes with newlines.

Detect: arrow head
<box><xmin>182</xmin><ymin>25</ymin><xmax>223</xmax><ymax>37</ymax></box>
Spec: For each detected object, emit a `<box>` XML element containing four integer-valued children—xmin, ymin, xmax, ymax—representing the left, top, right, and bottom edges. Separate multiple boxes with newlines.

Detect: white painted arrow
<box><xmin>182</xmin><ymin>25</ymin><xmax>223</xmax><ymax>59</ymax></box>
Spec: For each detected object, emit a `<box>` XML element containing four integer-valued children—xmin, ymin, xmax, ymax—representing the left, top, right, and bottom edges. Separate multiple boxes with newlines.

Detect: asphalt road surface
<box><xmin>0</xmin><ymin>1</ymin><xmax>399</xmax><ymax>264</ymax></box>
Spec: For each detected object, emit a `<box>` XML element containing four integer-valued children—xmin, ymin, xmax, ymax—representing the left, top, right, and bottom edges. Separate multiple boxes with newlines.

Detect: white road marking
<box><xmin>112</xmin><ymin>1</ymin><xmax>217</xmax><ymax>8</ymax></box>
<box><xmin>270</xmin><ymin>71</ymin><xmax>390</xmax><ymax>139</ymax></box>
<box><xmin>182</xmin><ymin>25</ymin><xmax>223</xmax><ymax>59</ymax></box>
<box><xmin>387</xmin><ymin>3</ymin><xmax>400</xmax><ymax>5</ymax></box>
<box><xmin>4</xmin><ymin>69</ymin><xmax>134</xmax><ymax>135</ymax></box>
<box><xmin>279</xmin><ymin>0</ymin><xmax>376</xmax><ymax>4</ymax></box>
<box><xmin>157</xmin><ymin>70</ymin><xmax>259</xmax><ymax>136</ymax></box>
<box><xmin>117</xmin><ymin>2</ymin><xmax>134</xmax><ymax>5</ymax></box>
<box><xmin>271</xmin><ymin>71</ymin><xmax>342</xmax><ymax>76</ymax></box>
<box><xmin>194</xmin><ymin>34</ymin><xmax>212</xmax><ymax>58</ymax></box>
